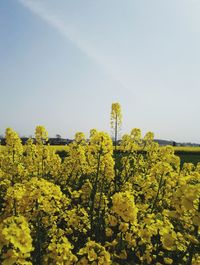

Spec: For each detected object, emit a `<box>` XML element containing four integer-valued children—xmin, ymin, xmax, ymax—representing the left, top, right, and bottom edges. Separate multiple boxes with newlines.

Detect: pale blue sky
<box><xmin>0</xmin><ymin>0</ymin><xmax>200</xmax><ymax>142</ymax></box>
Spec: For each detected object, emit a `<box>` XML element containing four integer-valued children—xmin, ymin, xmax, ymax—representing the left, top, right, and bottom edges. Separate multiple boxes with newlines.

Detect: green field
<box><xmin>173</xmin><ymin>148</ymin><xmax>200</xmax><ymax>166</ymax></box>
<box><xmin>173</xmin><ymin>146</ymin><xmax>200</xmax><ymax>152</ymax></box>
<box><xmin>49</xmin><ymin>146</ymin><xmax>200</xmax><ymax>166</ymax></box>
<box><xmin>1</xmin><ymin>145</ymin><xmax>200</xmax><ymax>165</ymax></box>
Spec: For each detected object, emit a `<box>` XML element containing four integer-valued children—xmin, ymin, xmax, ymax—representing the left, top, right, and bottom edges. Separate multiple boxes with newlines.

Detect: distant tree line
<box><xmin>0</xmin><ymin>136</ymin><xmax>72</xmax><ymax>146</ymax></box>
<box><xmin>0</xmin><ymin>135</ymin><xmax>199</xmax><ymax>147</ymax></box>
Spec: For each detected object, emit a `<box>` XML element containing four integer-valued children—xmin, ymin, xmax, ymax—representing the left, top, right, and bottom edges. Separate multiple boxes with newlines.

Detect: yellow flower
<box><xmin>119</xmin><ymin>222</ymin><xmax>129</xmax><ymax>232</ymax></box>
<box><xmin>110</xmin><ymin>102</ymin><xmax>122</xmax><ymax>129</ymax></box>
<box><xmin>88</xmin><ymin>249</ymin><xmax>98</xmax><ymax>261</ymax></box>
<box><xmin>193</xmin><ymin>214</ymin><xmax>200</xmax><ymax>226</ymax></box>
<box><xmin>45</xmin><ymin>235</ymin><xmax>77</xmax><ymax>264</ymax></box>
<box><xmin>164</xmin><ymin>257</ymin><xmax>173</xmax><ymax>264</ymax></box>
<box><xmin>116</xmin><ymin>249</ymin><xmax>127</xmax><ymax>260</ymax></box>
<box><xmin>78</xmin><ymin>241</ymin><xmax>111</xmax><ymax>265</ymax></box>
<box><xmin>105</xmin><ymin>228</ymin><xmax>113</xmax><ymax>237</ymax></box>
<box><xmin>112</xmin><ymin>191</ymin><xmax>138</xmax><ymax>223</ymax></box>
<box><xmin>161</xmin><ymin>233</ymin><xmax>176</xmax><ymax>251</ymax></box>
<box><xmin>77</xmin><ymin>256</ymin><xmax>88</xmax><ymax>265</ymax></box>
<box><xmin>0</xmin><ymin>216</ymin><xmax>33</xmax><ymax>265</ymax></box>
<box><xmin>35</xmin><ymin>125</ymin><xmax>48</xmax><ymax>144</ymax></box>
<box><xmin>182</xmin><ymin>197</ymin><xmax>193</xmax><ymax>210</ymax></box>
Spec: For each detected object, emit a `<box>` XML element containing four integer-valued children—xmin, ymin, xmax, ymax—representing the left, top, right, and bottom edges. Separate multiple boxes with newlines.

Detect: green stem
<box><xmin>150</xmin><ymin>175</ymin><xmax>163</xmax><ymax>213</ymax></box>
<box><xmin>90</xmin><ymin>146</ymin><xmax>102</xmax><ymax>234</ymax></box>
<box><xmin>35</xmin><ymin>199</ymin><xmax>42</xmax><ymax>265</ymax></box>
<box><xmin>114</xmin><ymin>114</ymin><xmax>118</xmax><ymax>152</ymax></box>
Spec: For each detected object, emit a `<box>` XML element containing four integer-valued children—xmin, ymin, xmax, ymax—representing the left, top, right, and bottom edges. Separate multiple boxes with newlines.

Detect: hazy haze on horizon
<box><xmin>0</xmin><ymin>0</ymin><xmax>200</xmax><ymax>142</ymax></box>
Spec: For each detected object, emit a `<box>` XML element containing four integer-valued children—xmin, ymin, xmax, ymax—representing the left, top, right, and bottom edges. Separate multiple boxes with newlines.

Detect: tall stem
<box><xmin>114</xmin><ymin>114</ymin><xmax>118</xmax><ymax>152</ymax></box>
<box><xmin>114</xmin><ymin>115</ymin><xmax>118</xmax><ymax>191</ymax></box>
<box><xmin>35</xmin><ymin>199</ymin><xmax>42</xmax><ymax>265</ymax></box>
<box><xmin>150</xmin><ymin>175</ymin><xmax>163</xmax><ymax>213</ymax></box>
<box><xmin>90</xmin><ymin>145</ymin><xmax>102</xmax><ymax>235</ymax></box>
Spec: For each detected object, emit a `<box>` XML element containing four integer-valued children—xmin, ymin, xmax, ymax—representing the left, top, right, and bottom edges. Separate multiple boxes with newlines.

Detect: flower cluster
<box><xmin>0</xmin><ymin>215</ymin><xmax>33</xmax><ymax>265</ymax></box>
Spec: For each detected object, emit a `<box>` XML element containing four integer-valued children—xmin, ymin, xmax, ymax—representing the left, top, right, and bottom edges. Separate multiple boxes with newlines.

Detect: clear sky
<box><xmin>0</xmin><ymin>0</ymin><xmax>200</xmax><ymax>142</ymax></box>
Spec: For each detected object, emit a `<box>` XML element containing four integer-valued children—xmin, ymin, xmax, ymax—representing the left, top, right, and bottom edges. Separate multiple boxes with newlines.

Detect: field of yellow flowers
<box><xmin>0</xmin><ymin>124</ymin><xmax>199</xmax><ymax>265</ymax></box>
<box><xmin>0</xmin><ymin>100</ymin><xmax>200</xmax><ymax>265</ymax></box>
